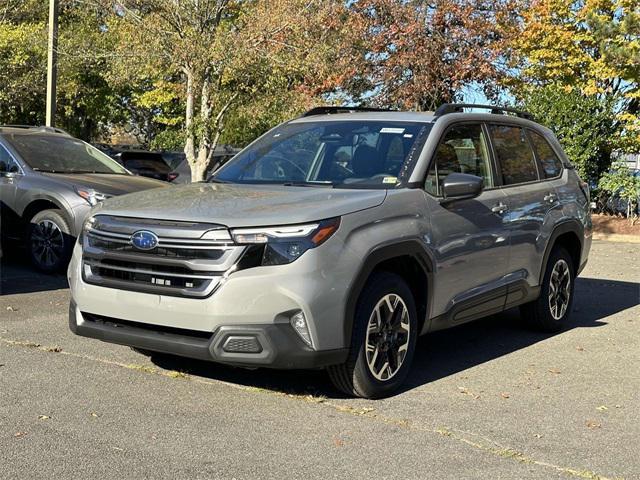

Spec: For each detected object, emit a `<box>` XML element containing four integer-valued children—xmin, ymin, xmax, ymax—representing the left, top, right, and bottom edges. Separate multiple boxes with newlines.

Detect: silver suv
<box><xmin>68</xmin><ymin>104</ymin><xmax>592</xmax><ymax>398</ymax></box>
<box><xmin>0</xmin><ymin>126</ymin><xmax>167</xmax><ymax>272</ymax></box>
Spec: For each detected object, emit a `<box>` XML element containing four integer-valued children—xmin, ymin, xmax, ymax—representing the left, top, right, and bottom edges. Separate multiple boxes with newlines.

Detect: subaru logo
<box><xmin>130</xmin><ymin>230</ymin><xmax>159</xmax><ymax>250</ymax></box>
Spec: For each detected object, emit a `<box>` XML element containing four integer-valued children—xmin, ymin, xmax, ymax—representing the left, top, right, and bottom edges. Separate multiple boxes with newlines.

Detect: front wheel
<box><xmin>328</xmin><ymin>272</ymin><xmax>418</xmax><ymax>399</ymax></box>
<box><xmin>521</xmin><ymin>246</ymin><xmax>575</xmax><ymax>332</ymax></box>
<box><xmin>27</xmin><ymin>209</ymin><xmax>73</xmax><ymax>273</ymax></box>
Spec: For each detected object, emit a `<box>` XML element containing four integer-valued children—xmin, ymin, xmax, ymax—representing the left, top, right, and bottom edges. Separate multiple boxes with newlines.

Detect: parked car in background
<box><xmin>114</xmin><ymin>150</ymin><xmax>178</xmax><ymax>182</ymax></box>
<box><xmin>68</xmin><ymin>104</ymin><xmax>591</xmax><ymax>398</ymax></box>
<box><xmin>163</xmin><ymin>146</ymin><xmax>240</xmax><ymax>183</ymax></box>
<box><xmin>0</xmin><ymin>126</ymin><xmax>168</xmax><ymax>272</ymax></box>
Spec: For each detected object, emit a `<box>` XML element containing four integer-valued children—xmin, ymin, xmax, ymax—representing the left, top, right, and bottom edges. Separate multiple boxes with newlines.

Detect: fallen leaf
<box><xmin>576</xmin><ymin>346</ymin><xmax>584</xmax><ymax>351</ymax></box>
<box><xmin>46</xmin><ymin>346</ymin><xmax>62</xmax><ymax>353</ymax></box>
<box><xmin>500</xmin><ymin>392</ymin><xmax>510</xmax><ymax>399</ymax></box>
<box><xmin>333</xmin><ymin>437</ymin><xmax>344</xmax><ymax>447</ymax></box>
<box><xmin>548</xmin><ymin>368</ymin><xmax>561</xmax><ymax>374</ymax></box>
<box><xmin>90</xmin><ymin>412</ymin><xmax>99</xmax><ymax>418</ymax></box>
<box><xmin>533</xmin><ymin>433</ymin><xmax>543</xmax><ymax>438</ymax></box>
<box><xmin>38</xmin><ymin>415</ymin><xmax>50</xmax><ymax>420</ymax></box>
<box><xmin>596</xmin><ymin>405</ymin><xmax>608</xmax><ymax>411</ymax></box>
<box><xmin>6</xmin><ymin>306</ymin><xmax>17</xmax><ymax>312</ymax></box>
<box><xmin>14</xmin><ymin>432</ymin><xmax>26</xmax><ymax>437</ymax></box>
<box><xmin>586</xmin><ymin>420</ymin><xmax>601</xmax><ymax>429</ymax></box>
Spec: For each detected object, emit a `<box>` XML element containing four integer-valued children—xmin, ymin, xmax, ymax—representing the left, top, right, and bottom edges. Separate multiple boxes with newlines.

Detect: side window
<box><xmin>489</xmin><ymin>125</ymin><xmax>539</xmax><ymax>185</ymax></box>
<box><xmin>425</xmin><ymin>123</ymin><xmax>493</xmax><ymax>196</ymax></box>
<box><xmin>529</xmin><ymin>130</ymin><xmax>562</xmax><ymax>178</ymax></box>
<box><xmin>0</xmin><ymin>144</ymin><xmax>19</xmax><ymax>173</ymax></box>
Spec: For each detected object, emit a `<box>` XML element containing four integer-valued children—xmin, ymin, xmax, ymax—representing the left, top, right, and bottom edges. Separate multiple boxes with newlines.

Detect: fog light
<box><xmin>290</xmin><ymin>310</ymin><xmax>312</xmax><ymax>347</ymax></box>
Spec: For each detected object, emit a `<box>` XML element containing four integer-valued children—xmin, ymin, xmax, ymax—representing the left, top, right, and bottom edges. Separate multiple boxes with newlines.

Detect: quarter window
<box><xmin>0</xmin><ymin>144</ymin><xmax>19</xmax><ymax>173</ymax></box>
<box><xmin>489</xmin><ymin>125</ymin><xmax>539</xmax><ymax>185</ymax></box>
<box><xmin>529</xmin><ymin>130</ymin><xmax>562</xmax><ymax>178</ymax></box>
<box><xmin>425</xmin><ymin>124</ymin><xmax>493</xmax><ymax>196</ymax></box>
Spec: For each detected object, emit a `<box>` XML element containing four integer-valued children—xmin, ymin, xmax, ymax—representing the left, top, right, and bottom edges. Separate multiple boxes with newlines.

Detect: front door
<box><xmin>0</xmin><ymin>144</ymin><xmax>21</xmax><ymax>238</ymax></box>
<box><xmin>424</xmin><ymin>123</ymin><xmax>511</xmax><ymax>325</ymax></box>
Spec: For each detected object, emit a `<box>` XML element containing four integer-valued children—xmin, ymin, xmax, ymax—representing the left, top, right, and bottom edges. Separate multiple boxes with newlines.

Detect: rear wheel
<box><xmin>328</xmin><ymin>272</ymin><xmax>418</xmax><ymax>399</ymax></box>
<box><xmin>27</xmin><ymin>209</ymin><xmax>73</xmax><ymax>273</ymax></box>
<box><xmin>521</xmin><ymin>246</ymin><xmax>575</xmax><ymax>332</ymax></box>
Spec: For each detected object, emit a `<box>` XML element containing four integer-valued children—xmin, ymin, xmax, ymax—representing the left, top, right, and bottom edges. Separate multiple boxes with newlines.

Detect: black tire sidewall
<box><xmin>27</xmin><ymin>209</ymin><xmax>73</xmax><ymax>273</ymax></box>
<box><xmin>351</xmin><ymin>272</ymin><xmax>418</xmax><ymax>398</ymax></box>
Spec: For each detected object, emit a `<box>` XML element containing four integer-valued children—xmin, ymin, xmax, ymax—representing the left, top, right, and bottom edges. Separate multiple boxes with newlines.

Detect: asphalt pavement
<box><xmin>1</xmin><ymin>240</ymin><xmax>638</xmax><ymax>479</ymax></box>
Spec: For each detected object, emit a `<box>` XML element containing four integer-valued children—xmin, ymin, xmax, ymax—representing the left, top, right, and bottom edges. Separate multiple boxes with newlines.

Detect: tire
<box><xmin>27</xmin><ymin>209</ymin><xmax>73</xmax><ymax>273</ymax></box>
<box><xmin>328</xmin><ymin>272</ymin><xmax>418</xmax><ymax>399</ymax></box>
<box><xmin>521</xmin><ymin>246</ymin><xmax>575</xmax><ymax>332</ymax></box>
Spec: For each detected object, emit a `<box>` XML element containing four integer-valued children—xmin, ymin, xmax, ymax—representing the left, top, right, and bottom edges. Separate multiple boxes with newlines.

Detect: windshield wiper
<box><xmin>282</xmin><ymin>181</ymin><xmax>334</xmax><ymax>188</ymax></box>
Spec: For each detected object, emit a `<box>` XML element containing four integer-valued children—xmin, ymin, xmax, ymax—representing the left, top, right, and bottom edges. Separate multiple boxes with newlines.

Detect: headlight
<box><xmin>75</xmin><ymin>187</ymin><xmax>111</xmax><ymax>206</ymax></box>
<box><xmin>77</xmin><ymin>216</ymin><xmax>96</xmax><ymax>244</ymax></box>
<box><xmin>231</xmin><ymin>218</ymin><xmax>340</xmax><ymax>266</ymax></box>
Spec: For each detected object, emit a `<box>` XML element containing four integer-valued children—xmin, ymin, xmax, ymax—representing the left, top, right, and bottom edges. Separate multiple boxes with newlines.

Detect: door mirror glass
<box><xmin>441</xmin><ymin>173</ymin><xmax>484</xmax><ymax>202</ymax></box>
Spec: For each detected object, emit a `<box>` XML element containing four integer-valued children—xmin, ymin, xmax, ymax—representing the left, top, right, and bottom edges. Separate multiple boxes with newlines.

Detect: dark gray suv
<box><xmin>68</xmin><ymin>104</ymin><xmax>592</xmax><ymax>398</ymax></box>
<box><xmin>0</xmin><ymin>126</ymin><xmax>167</xmax><ymax>272</ymax></box>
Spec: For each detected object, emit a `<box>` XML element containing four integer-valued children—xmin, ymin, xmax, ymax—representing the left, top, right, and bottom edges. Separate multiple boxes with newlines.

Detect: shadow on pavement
<box><xmin>0</xmin><ymin>246</ymin><xmax>68</xmax><ymax>296</ymax></box>
<box><xmin>148</xmin><ymin>276</ymin><xmax>640</xmax><ymax>399</ymax></box>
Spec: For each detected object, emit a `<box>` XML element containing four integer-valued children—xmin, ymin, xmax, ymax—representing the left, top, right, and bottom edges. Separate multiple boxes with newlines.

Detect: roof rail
<box><xmin>0</xmin><ymin>125</ymin><xmax>71</xmax><ymax>135</ymax></box>
<box><xmin>301</xmin><ymin>106</ymin><xmax>394</xmax><ymax>117</ymax></box>
<box><xmin>433</xmin><ymin>103</ymin><xmax>533</xmax><ymax>120</ymax></box>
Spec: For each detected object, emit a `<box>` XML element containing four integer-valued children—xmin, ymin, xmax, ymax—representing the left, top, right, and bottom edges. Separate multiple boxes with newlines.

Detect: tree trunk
<box><xmin>183</xmin><ymin>68</ymin><xmax>198</xmax><ymax>180</ymax></box>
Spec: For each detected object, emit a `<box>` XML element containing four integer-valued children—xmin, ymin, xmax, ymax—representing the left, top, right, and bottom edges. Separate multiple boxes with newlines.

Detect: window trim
<box><xmin>422</xmin><ymin>121</ymin><xmax>498</xmax><ymax>198</ymax></box>
<box><xmin>486</xmin><ymin>122</ymin><xmax>544</xmax><ymax>189</ymax></box>
<box><xmin>525</xmin><ymin>128</ymin><xmax>564</xmax><ymax>181</ymax></box>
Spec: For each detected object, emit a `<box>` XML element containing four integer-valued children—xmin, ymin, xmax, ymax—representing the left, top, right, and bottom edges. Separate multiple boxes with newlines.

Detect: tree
<box><xmin>509</xmin><ymin>0</ymin><xmax>639</xmax><ymax>151</ymax></box>
<box><xmin>342</xmin><ymin>0</ymin><xmax>518</xmax><ymax>111</ymax></box>
<box><xmin>520</xmin><ymin>85</ymin><xmax>618</xmax><ymax>182</ymax></box>
<box><xmin>105</xmin><ymin>0</ymin><xmax>348</xmax><ymax>181</ymax></box>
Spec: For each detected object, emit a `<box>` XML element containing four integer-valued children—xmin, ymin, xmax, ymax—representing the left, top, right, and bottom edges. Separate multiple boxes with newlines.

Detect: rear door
<box><xmin>424</xmin><ymin>122</ymin><xmax>511</xmax><ymax>322</ymax></box>
<box><xmin>488</xmin><ymin>124</ymin><xmax>563</xmax><ymax>296</ymax></box>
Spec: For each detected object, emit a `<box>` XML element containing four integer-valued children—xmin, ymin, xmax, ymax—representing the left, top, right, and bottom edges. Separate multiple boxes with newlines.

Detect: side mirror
<box><xmin>441</xmin><ymin>173</ymin><xmax>484</xmax><ymax>203</ymax></box>
<box><xmin>0</xmin><ymin>170</ymin><xmax>17</xmax><ymax>179</ymax></box>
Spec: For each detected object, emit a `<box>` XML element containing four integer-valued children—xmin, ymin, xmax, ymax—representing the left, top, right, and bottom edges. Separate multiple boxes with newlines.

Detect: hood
<box><xmin>40</xmin><ymin>172</ymin><xmax>168</xmax><ymax>196</ymax></box>
<box><xmin>93</xmin><ymin>182</ymin><xmax>387</xmax><ymax>227</ymax></box>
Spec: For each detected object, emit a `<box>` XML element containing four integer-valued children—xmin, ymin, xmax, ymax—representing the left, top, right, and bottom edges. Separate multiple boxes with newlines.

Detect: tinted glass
<box><xmin>489</xmin><ymin>125</ymin><xmax>539</xmax><ymax>185</ymax></box>
<box><xmin>0</xmin><ymin>144</ymin><xmax>19</xmax><ymax>172</ymax></box>
<box><xmin>124</xmin><ymin>158</ymin><xmax>170</xmax><ymax>173</ymax></box>
<box><xmin>213</xmin><ymin>121</ymin><xmax>430</xmax><ymax>189</ymax></box>
<box><xmin>4</xmin><ymin>134</ymin><xmax>128</xmax><ymax>174</ymax></box>
<box><xmin>529</xmin><ymin>130</ymin><xmax>562</xmax><ymax>178</ymax></box>
<box><xmin>425</xmin><ymin>123</ymin><xmax>493</xmax><ymax>196</ymax></box>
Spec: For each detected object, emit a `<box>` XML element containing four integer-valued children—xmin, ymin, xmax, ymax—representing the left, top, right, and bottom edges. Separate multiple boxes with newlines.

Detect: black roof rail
<box><xmin>301</xmin><ymin>106</ymin><xmax>394</xmax><ymax>117</ymax></box>
<box><xmin>0</xmin><ymin>125</ymin><xmax>71</xmax><ymax>135</ymax></box>
<box><xmin>433</xmin><ymin>103</ymin><xmax>534</xmax><ymax>120</ymax></box>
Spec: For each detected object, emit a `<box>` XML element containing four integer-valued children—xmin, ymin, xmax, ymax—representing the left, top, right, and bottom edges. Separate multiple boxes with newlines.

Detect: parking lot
<box><xmin>1</xmin><ymin>240</ymin><xmax>638</xmax><ymax>479</ymax></box>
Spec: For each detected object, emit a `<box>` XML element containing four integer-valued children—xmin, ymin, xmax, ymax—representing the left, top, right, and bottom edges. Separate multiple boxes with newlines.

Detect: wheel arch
<box><xmin>344</xmin><ymin>240</ymin><xmax>434</xmax><ymax>345</ymax></box>
<box><xmin>539</xmin><ymin>220</ymin><xmax>583</xmax><ymax>284</ymax></box>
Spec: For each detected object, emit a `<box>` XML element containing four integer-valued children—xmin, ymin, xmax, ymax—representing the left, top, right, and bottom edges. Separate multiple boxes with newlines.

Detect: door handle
<box><xmin>491</xmin><ymin>202</ymin><xmax>508</xmax><ymax>214</ymax></box>
<box><xmin>544</xmin><ymin>193</ymin><xmax>558</xmax><ymax>203</ymax></box>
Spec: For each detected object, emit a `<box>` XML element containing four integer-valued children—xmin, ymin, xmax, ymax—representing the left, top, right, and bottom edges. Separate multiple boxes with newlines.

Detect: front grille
<box><xmin>82</xmin><ymin>215</ymin><xmax>245</xmax><ymax>298</ymax></box>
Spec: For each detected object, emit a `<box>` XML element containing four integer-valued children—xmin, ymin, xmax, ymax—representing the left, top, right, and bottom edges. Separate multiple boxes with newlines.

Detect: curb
<box><xmin>592</xmin><ymin>232</ymin><xmax>640</xmax><ymax>243</ymax></box>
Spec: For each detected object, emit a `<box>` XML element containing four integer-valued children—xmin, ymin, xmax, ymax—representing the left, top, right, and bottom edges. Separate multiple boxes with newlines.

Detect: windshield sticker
<box><xmin>382</xmin><ymin>176</ymin><xmax>398</xmax><ymax>184</ymax></box>
<box><xmin>380</xmin><ymin>127</ymin><xmax>405</xmax><ymax>134</ymax></box>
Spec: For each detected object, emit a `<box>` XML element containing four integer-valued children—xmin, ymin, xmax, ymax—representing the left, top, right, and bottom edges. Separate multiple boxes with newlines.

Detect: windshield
<box><xmin>212</xmin><ymin>121</ymin><xmax>431</xmax><ymax>188</ymax></box>
<box><xmin>5</xmin><ymin>134</ymin><xmax>129</xmax><ymax>174</ymax></box>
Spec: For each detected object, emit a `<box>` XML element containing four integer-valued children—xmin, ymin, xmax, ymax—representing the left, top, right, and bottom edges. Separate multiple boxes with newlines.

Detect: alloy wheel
<box><xmin>31</xmin><ymin>219</ymin><xmax>65</xmax><ymax>269</ymax></box>
<box><xmin>365</xmin><ymin>293</ymin><xmax>411</xmax><ymax>381</ymax></box>
<box><xmin>548</xmin><ymin>259</ymin><xmax>571</xmax><ymax>320</ymax></box>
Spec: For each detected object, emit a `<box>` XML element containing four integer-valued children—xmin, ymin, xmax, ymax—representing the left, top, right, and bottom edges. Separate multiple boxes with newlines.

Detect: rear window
<box><xmin>489</xmin><ymin>125</ymin><xmax>539</xmax><ymax>185</ymax></box>
<box><xmin>529</xmin><ymin>130</ymin><xmax>563</xmax><ymax>178</ymax></box>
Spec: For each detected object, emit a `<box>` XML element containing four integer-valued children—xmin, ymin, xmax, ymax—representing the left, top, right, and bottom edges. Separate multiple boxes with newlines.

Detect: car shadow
<box><xmin>148</xmin><ymin>276</ymin><xmax>639</xmax><ymax>399</ymax></box>
<box><xmin>0</xmin><ymin>246</ymin><xmax>68</xmax><ymax>296</ymax></box>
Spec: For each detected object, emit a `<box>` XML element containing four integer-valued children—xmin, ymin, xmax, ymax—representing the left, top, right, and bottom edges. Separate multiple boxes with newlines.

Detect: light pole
<box><xmin>45</xmin><ymin>0</ymin><xmax>59</xmax><ymax>127</ymax></box>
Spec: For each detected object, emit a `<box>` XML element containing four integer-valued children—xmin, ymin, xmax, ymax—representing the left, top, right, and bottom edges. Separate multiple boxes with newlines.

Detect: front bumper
<box><xmin>69</xmin><ymin>301</ymin><xmax>347</xmax><ymax>369</ymax></box>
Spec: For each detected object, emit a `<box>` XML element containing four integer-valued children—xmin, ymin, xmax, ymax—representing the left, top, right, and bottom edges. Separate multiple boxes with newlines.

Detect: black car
<box><xmin>114</xmin><ymin>151</ymin><xmax>178</xmax><ymax>182</ymax></box>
